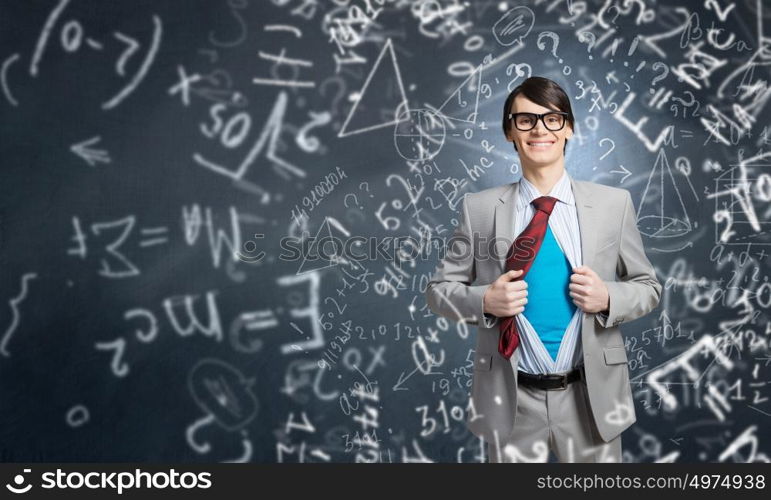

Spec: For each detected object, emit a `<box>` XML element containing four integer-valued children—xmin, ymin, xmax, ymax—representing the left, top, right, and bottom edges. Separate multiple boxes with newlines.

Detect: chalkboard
<box><xmin>1</xmin><ymin>0</ymin><xmax>769</xmax><ymax>462</ymax></box>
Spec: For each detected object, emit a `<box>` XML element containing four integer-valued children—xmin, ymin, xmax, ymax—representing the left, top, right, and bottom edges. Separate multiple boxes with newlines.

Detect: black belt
<box><xmin>517</xmin><ymin>365</ymin><xmax>585</xmax><ymax>390</ymax></box>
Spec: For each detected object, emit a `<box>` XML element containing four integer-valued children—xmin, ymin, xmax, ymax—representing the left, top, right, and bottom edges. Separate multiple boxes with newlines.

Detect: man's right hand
<box><xmin>483</xmin><ymin>269</ymin><xmax>528</xmax><ymax>318</ymax></box>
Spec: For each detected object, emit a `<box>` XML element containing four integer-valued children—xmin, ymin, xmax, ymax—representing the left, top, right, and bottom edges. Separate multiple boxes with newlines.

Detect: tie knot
<box><xmin>531</xmin><ymin>196</ymin><xmax>558</xmax><ymax>215</ymax></box>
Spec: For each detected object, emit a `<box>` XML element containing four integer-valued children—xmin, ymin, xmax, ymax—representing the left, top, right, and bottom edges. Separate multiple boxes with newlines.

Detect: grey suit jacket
<box><xmin>425</xmin><ymin>176</ymin><xmax>662</xmax><ymax>444</ymax></box>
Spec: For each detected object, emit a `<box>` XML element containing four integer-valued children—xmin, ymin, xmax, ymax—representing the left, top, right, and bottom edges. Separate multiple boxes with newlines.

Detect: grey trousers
<box><xmin>487</xmin><ymin>377</ymin><xmax>622</xmax><ymax>463</ymax></box>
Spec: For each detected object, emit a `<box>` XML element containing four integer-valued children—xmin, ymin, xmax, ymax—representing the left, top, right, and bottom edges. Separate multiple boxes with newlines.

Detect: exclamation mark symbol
<box><xmin>628</xmin><ymin>36</ymin><xmax>645</xmax><ymax>79</ymax></box>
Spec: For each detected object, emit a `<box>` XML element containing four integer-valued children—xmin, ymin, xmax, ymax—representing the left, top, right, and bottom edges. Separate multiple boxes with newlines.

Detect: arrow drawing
<box><xmin>70</xmin><ymin>136</ymin><xmax>111</xmax><ymax>167</ymax></box>
<box><xmin>610</xmin><ymin>165</ymin><xmax>632</xmax><ymax>183</ymax></box>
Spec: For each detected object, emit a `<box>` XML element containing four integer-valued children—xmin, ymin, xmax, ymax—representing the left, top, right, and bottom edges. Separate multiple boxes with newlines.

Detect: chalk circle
<box><xmin>66</xmin><ymin>405</ymin><xmax>90</xmax><ymax>428</ymax></box>
<box><xmin>638</xmin><ymin>215</ymin><xmax>691</xmax><ymax>238</ymax></box>
<box><xmin>393</xmin><ymin>104</ymin><xmax>445</xmax><ymax>161</ymax></box>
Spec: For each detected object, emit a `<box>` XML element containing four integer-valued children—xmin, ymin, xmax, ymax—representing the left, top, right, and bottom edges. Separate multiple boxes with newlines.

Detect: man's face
<box><xmin>505</xmin><ymin>95</ymin><xmax>573</xmax><ymax>166</ymax></box>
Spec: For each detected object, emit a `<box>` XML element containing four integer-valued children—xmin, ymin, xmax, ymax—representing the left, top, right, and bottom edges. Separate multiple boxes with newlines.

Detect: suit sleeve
<box><xmin>425</xmin><ymin>195</ymin><xmax>497</xmax><ymax>328</ymax></box>
<box><xmin>595</xmin><ymin>190</ymin><xmax>662</xmax><ymax>328</ymax></box>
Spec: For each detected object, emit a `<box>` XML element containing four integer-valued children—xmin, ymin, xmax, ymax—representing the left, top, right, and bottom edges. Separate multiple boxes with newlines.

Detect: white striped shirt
<box><xmin>511</xmin><ymin>170</ymin><xmax>585</xmax><ymax>375</ymax></box>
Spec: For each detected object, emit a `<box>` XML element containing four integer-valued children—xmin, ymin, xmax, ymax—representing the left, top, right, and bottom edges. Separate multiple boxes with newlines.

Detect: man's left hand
<box><xmin>569</xmin><ymin>266</ymin><xmax>609</xmax><ymax>314</ymax></box>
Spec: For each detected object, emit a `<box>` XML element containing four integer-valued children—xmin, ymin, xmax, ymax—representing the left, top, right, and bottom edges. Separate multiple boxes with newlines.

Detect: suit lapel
<box><xmin>494</xmin><ymin>176</ymin><xmax>600</xmax><ymax>270</ymax></box>
<box><xmin>493</xmin><ymin>182</ymin><xmax>518</xmax><ymax>272</ymax></box>
<box><xmin>569</xmin><ymin>176</ymin><xmax>600</xmax><ymax>270</ymax></box>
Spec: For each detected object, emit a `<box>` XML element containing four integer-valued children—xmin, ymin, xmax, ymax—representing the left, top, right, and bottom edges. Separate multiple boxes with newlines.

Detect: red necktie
<box><xmin>498</xmin><ymin>195</ymin><xmax>559</xmax><ymax>360</ymax></box>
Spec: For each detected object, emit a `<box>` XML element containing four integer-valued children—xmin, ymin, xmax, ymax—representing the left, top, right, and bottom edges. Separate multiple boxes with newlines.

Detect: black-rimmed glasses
<box><xmin>507</xmin><ymin>112</ymin><xmax>569</xmax><ymax>131</ymax></box>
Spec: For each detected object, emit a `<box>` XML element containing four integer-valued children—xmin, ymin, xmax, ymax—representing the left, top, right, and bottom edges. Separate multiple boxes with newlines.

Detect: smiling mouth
<box><xmin>526</xmin><ymin>141</ymin><xmax>555</xmax><ymax>149</ymax></box>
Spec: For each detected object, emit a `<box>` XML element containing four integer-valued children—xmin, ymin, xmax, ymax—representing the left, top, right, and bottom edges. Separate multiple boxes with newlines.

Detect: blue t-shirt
<box><xmin>521</xmin><ymin>225</ymin><xmax>577</xmax><ymax>362</ymax></box>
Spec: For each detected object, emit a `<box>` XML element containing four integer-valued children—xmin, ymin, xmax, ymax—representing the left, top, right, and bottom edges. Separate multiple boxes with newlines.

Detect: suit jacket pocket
<box><xmin>473</xmin><ymin>351</ymin><xmax>493</xmax><ymax>371</ymax></box>
<box><xmin>603</xmin><ymin>345</ymin><xmax>628</xmax><ymax>365</ymax></box>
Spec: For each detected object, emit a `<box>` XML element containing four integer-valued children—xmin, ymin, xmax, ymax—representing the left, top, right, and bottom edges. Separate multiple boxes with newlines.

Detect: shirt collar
<box><xmin>516</xmin><ymin>169</ymin><xmax>575</xmax><ymax>209</ymax></box>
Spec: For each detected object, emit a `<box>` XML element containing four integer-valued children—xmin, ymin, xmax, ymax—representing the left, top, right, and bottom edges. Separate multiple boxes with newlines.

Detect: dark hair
<box><xmin>502</xmin><ymin>76</ymin><xmax>575</xmax><ymax>154</ymax></box>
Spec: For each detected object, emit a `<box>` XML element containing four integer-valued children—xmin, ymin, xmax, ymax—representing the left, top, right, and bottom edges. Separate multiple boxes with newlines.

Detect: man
<box><xmin>425</xmin><ymin>76</ymin><xmax>662</xmax><ymax>463</ymax></box>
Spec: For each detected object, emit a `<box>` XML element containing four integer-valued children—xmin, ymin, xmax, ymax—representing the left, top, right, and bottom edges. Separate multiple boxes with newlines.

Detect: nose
<box><xmin>531</xmin><ymin>117</ymin><xmax>548</xmax><ymax>134</ymax></box>
<box><xmin>531</xmin><ymin>123</ymin><xmax>548</xmax><ymax>135</ymax></box>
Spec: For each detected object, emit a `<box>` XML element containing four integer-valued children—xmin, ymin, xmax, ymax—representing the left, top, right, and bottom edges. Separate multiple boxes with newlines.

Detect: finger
<box><xmin>570</xmin><ymin>274</ymin><xmax>591</xmax><ymax>285</ymax></box>
<box><xmin>571</xmin><ymin>295</ymin><xmax>588</xmax><ymax>308</ymax></box>
<box><xmin>501</xmin><ymin>269</ymin><xmax>524</xmax><ymax>281</ymax></box>
<box><xmin>568</xmin><ymin>283</ymin><xmax>587</xmax><ymax>294</ymax></box>
<box><xmin>508</xmin><ymin>294</ymin><xmax>527</xmax><ymax>307</ymax></box>
<box><xmin>573</xmin><ymin>266</ymin><xmax>596</xmax><ymax>277</ymax></box>
<box><xmin>505</xmin><ymin>280</ymin><xmax>528</xmax><ymax>292</ymax></box>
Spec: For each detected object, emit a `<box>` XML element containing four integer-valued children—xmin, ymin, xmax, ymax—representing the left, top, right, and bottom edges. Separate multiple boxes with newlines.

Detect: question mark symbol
<box><xmin>536</xmin><ymin>31</ymin><xmax>562</xmax><ymax>63</ymax></box>
<box><xmin>650</xmin><ymin>61</ymin><xmax>669</xmax><ymax>88</ymax></box>
<box><xmin>344</xmin><ymin>193</ymin><xmax>361</xmax><ymax>209</ymax></box>
<box><xmin>359</xmin><ymin>182</ymin><xmax>372</xmax><ymax>198</ymax></box>
<box><xmin>578</xmin><ymin>31</ymin><xmax>596</xmax><ymax>60</ymax></box>
<box><xmin>320</xmin><ymin>76</ymin><xmax>346</xmax><ymax>118</ymax></box>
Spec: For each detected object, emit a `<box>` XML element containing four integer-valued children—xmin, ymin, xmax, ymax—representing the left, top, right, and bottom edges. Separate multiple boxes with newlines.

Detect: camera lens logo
<box><xmin>5</xmin><ymin>469</ymin><xmax>32</xmax><ymax>494</ymax></box>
